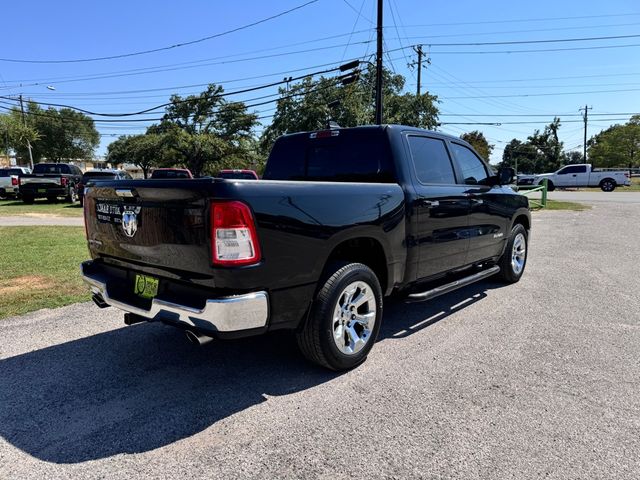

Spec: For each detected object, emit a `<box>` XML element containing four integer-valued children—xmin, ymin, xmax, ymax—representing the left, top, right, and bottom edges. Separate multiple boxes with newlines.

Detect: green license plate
<box><xmin>134</xmin><ymin>274</ymin><xmax>159</xmax><ymax>299</ymax></box>
<box><xmin>38</xmin><ymin>189</ymin><xmax>46</xmax><ymax>193</ymax></box>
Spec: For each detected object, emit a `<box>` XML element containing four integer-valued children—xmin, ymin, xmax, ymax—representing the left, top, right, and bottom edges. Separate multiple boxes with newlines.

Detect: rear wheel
<box><xmin>497</xmin><ymin>224</ymin><xmax>528</xmax><ymax>284</ymax></box>
<box><xmin>296</xmin><ymin>262</ymin><xmax>383</xmax><ymax>370</ymax></box>
<box><xmin>600</xmin><ymin>179</ymin><xmax>616</xmax><ymax>192</ymax></box>
<box><xmin>22</xmin><ymin>194</ymin><xmax>34</xmax><ymax>204</ymax></box>
<box><xmin>65</xmin><ymin>187</ymin><xmax>78</xmax><ymax>203</ymax></box>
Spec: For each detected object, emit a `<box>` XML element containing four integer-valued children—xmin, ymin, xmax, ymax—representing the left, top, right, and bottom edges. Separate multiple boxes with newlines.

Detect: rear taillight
<box><xmin>11</xmin><ymin>176</ymin><xmax>18</xmax><ymax>186</ymax></box>
<box><xmin>61</xmin><ymin>177</ymin><xmax>68</xmax><ymax>187</ymax></box>
<box><xmin>210</xmin><ymin>201</ymin><xmax>261</xmax><ymax>266</ymax></box>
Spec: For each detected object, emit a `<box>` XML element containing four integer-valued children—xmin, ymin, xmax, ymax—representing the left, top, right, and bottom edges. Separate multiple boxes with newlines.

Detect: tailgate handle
<box><xmin>115</xmin><ymin>189</ymin><xmax>136</xmax><ymax>198</ymax></box>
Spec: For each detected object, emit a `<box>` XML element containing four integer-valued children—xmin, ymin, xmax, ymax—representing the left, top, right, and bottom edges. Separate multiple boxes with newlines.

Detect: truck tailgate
<box><xmin>85</xmin><ymin>179</ymin><xmax>213</xmax><ymax>276</ymax></box>
<box><xmin>20</xmin><ymin>176</ymin><xmax>63</xmax><ymax>186</ymax></box>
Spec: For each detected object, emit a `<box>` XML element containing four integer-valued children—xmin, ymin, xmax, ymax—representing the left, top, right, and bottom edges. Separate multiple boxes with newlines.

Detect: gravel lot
<box><xmin>1</xmin><ymin>202</ymin><xmax>639</xmax><ymax>479</ymax></box>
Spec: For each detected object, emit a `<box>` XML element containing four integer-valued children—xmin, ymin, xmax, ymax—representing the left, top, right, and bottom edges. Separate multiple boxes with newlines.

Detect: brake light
<box><xmin>210</xmin><ymin>201</ymin><xmax>261</xmax><ymax>266</ymax></box>
<box><xmin>61</xmin><ymin>177</ymin><xmax>68</xmax><ymax>187</ymax></box>
<box><xmin>11</xmin><ymin>176</ymin><xmax>18</xmax><ymax>186</ymax></box>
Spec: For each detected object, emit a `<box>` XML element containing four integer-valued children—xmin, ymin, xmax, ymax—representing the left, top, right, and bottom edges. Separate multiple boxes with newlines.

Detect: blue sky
<box><xmin>1</xmin><ymin>0</ymin><xmax>639</xmax><ymax>163</ymax></box>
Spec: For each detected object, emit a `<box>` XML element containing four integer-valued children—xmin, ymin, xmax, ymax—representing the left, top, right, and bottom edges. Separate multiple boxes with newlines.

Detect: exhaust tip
<box><xmin>92</xmin><ymin>293</ymin><xmax>109</xmax><ymax>309</ymax></box>
<box><xmin>185</xmin><ymin>330</ymin><xmax>214</xmax><ymax>346</ymax></box>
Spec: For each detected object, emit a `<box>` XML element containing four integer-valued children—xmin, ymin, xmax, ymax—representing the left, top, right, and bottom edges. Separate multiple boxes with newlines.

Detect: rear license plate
<box><xmin>38</xmin><ymin>189</ymin><xmax>46</xmax><ymax>193</ymax></box>
<box><xmin>134</xmin><ymin>274</ymin><xmax>159</xmax><ymax>299</ymax></box>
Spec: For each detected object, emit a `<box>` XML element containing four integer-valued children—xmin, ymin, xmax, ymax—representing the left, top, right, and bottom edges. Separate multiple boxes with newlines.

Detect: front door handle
<box><xmin>421</xmin><ymin>200</ymin><xmax>440</xmax><ymax>207</ymax></box>
<box><xmin>470</xmin><ymin>198</ymin><xmax>484</xmax><ymax>205</ymax></box>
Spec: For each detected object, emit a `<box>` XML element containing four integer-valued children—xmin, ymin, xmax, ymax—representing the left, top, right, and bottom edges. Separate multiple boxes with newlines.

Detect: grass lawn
<box><xmin>530</xmin><ymin>199</ymin><xmax>591</xmax><ymax>211</ymax></box>
<box><xmin>0</xmin><ymin>199</ymin><xmax>83</xmax><ymax>217</ymax></box>
<box><xmin>0</xmin><ymin>226</ymin><xmax>90</xmax><ymax>319</ymax></box>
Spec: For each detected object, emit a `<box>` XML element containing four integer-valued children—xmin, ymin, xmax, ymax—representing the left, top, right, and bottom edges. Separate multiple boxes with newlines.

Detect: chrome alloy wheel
<box><xmin>332</xmin><ymin>281</ymin><xmax>376</xmax><ymax>355</ymax></box>
<box><xmin>511</xmin><ymin>233</ymin><xmax>527</xmax><ymax>275</ymax></box>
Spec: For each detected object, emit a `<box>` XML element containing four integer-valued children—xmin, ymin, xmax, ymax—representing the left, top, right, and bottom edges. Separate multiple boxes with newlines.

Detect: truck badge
<box><xmin>122</xmin><ymin>210</ymin><xmax>138</xmax><ymax>238</ymax></box>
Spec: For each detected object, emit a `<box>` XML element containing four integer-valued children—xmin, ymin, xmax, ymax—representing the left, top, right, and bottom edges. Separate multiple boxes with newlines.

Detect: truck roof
<box><xmin>280</xmin><ymin>124</ymin><xmax>466</xmax><ymax>144</ymax></box>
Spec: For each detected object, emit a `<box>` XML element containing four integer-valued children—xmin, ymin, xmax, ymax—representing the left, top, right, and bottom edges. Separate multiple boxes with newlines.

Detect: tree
<box><xmin>8</xmin><ymin>103</ymin><xmax>99</xmax><ymax>162</ymax></box>
<box><xmin>259</xmin><ymin>65</ymin><xmax>439</xmax><ymax>153</ymax></box>
<box><xmin>588</xmin><ymin>115</ymin><xmax>640</xmax><ymax>168</ymax></box>
<box><xmin>528</xmin><ymin>117</ymin><xmax>564</xmax><ymax>172</ymax></box>
<box><xmin>0</xmin><ymin>113</ymin><xmax>39</xmax><ymax>161</ymax></box>
<box><xmin>460</xmin><ymin>131</ymin><xmax>494</xmax><ymax>160</ymax></box>
<box><xmin>107</xmin><ymin>134</ymin><xmax>164</xmax><ymax>178</ymax></box>
<box><xmin>148</xmin><ymin>84</ymin><xmax>258</xmax><ymax>176</ymax></box>
<box><xmin>501</xmin><ymin>139</ymin><xmax>541</xmax><ymax>174</ymax></box>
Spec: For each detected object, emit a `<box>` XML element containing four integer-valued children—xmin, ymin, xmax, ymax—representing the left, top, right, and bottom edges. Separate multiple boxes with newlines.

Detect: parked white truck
<box><xmin>517</xmin><ymin>164</ymin><xmax>630</xmax><ymax>191</ymax></box>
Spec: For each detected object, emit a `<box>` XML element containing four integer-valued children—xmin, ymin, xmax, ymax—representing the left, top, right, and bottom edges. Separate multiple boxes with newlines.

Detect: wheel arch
<box><xmin>322</xmin><ymin>236</ymin><xmax>390</xmax><ymax>295</ymax></box>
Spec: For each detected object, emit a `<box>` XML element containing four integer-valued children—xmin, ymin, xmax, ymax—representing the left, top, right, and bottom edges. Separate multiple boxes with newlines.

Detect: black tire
<box><xmin>296</xmin><ymin>262</ymin><xmax>383</xmax><ymax>371</ymax></box>
<box><xmin>65</xmin><ymin>187</ymin><xmax>78</xmax><ymax>203</ymax></box>
<box><xmin>497</xmin><ymin>223</ymin><xmax>528</xmax><ymax>284</ymax></box>
<box><xmin>600</xmin><ymin>178</ymin><xmax>616</xmax><ymax>192</ymax></box>
<box><xmin>539</xmin><ymin>180</ymin><xmax>555</xmax><ymax>191</ymax></box>
<box><xmin>22</xmin><ymin>194</ymin><xmax>34</xmax><ymax>204</ymax></box>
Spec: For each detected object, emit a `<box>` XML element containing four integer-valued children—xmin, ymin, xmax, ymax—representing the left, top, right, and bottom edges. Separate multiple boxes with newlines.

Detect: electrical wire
<box><xmin>0</xmin><ymin>1</ymin><xmax>321</xmax><ymax>64</ymax></box>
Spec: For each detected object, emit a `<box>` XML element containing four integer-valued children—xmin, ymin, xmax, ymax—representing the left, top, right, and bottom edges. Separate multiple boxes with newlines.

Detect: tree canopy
<box><xmin>500</xmin><ymin>118</ymin><xmax>567</xmax><ymax>173</ymax></box>
<box><xmin>460</xmin><ymin>131</ymin><xmax>494</xmax><ymax>160</ymax></box>
<box><xmin>107</xmin><ymin>84</ymin><xmax>259</xmax><ymax>177</ymax></box>
<box><xmin>259</xmin><ymin>65</ymin><xmax>439</xmax><ymax>153</ymax></box>
<box><xmin>2</xmin><ymin>102</ymin><xmax>99</xmax><ymax>163</ymax></box>
<box><xmin>587</xmin><ymin>115</ymin><xmax>640</xmax><ymax>168</ymax></box>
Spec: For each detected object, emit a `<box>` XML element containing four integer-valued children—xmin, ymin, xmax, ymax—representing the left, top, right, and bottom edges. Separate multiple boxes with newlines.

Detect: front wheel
<box><xmin>497</xmin><ymin>224</ymin><xmax>528</xmax><ymax>283</ymax></box>
<box><xmin>296</xmin><ymin>262</ymin><xmax>383</xmax><ymax>371</ymax></box>
<box><xmin>539</xmin><ymin>180</ymin><xmax>555</xmax><ymax>191</ymax></box>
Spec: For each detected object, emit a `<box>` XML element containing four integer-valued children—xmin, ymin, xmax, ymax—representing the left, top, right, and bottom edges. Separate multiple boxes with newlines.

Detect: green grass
<box><xmin>530</xmin><ymin>199</ymin><xmax>591</xmax><ymax>211</ymax></box>
<box><xmin>0</xmin><ymin>198</ymin><xmax>83</xmax><ymax>217</ymax></box>
<box><xmin>0</xmin><ymin>227</ymin><xmax>90</xmax><ymax>319</ymax></box>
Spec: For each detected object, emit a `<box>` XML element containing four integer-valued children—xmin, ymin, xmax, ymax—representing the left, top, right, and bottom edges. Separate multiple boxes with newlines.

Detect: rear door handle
<box><xmin>421</xmin><ymin>200</ymin><xmax>440</xmax><ymax>207</ymax></box>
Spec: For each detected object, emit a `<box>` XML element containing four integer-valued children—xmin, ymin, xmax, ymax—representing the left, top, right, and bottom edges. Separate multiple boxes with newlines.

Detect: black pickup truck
<box><xmin>19</xmin><ymin>162</ymin><xmax>82</xmax><ymax>203</ymax></box>
<box><xmin>81</xmin><ymin>125</ymin><xmax>530</xmax><ymax>370</ymax></box>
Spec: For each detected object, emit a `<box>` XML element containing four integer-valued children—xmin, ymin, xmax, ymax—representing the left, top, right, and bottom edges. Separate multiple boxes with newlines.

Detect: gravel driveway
<box><xmin>1</xmin><ymin>203</ymin><xmax>638</xmax><ymax>479</ymax></box>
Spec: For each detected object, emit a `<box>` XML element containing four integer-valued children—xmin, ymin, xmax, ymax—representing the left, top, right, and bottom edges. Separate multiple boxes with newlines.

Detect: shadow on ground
<box><xmin>0</xmin><ymin>280</ymin><xmax>503</xmax><ymax>464</ymax></box>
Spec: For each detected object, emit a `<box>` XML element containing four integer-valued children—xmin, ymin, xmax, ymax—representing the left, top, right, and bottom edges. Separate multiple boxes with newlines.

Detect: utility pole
<box><xmin>374</xmin><ymin>0</ymin><xmax>383</xmax><ymax>124</ymax></box>
<box><xmin>579</xmin><ymin>104</ymin><xmax>592</xmax><ymax>163</ymax></box>
<box><xmin>414</xmin><ymin>45</ymin><xmax>423</xmax><ymax>96</ymax></box>
<box><xmin>19</xmin><ymin>94</ymin><xmax>34</xmax><ymax>170</ymax></box>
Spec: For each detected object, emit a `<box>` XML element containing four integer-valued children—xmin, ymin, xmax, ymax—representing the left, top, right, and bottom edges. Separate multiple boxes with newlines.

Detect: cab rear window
<box><xmin>263</xmin><ymin>130</ymin><xmax>396</xmax><ymax>183</ymax></box>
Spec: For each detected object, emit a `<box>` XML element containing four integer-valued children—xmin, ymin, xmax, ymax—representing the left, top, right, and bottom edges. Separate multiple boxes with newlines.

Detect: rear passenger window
<box><xmin>450</xmin><ymin>143</ymin><xmax>489</xmax><ymax>185</ymax></box>
<box><xmin>407</xmin><ymin>136</ymin><xmax>456</xmax><ymax>184</ymax></box>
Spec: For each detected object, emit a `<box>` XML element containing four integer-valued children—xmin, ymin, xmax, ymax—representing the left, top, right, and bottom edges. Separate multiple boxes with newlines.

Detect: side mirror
<box><xmin>497</xmin><ymin>167</ymin><xmax>516</xmax><ymax>185</ymax></box>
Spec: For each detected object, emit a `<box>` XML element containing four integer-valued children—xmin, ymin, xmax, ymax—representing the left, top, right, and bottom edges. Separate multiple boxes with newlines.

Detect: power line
<box><xmin>0</xmin><ymin>0</ymin><xmax>321</xmax><ymax>64</ymax></box>
<box><xmin>440</xmin><ymin>118</ymin><xmax>630</xmax><ymax>125</ymax></box>
<box><xmin>440</xmin><ymin>88</ymin><xmax>640</xmax><ymax>99</ymax></box>
<box><xmin>400</xmin><ymin>12</ymin><xmax>640</xmax><ymax>28</ymax></box>
<box><xmin>0</xmin><ymin>73</ymin><xmax>350</xmax><ymax>123</ymax></box>
<box><xmin>396</xmin><ymin>33</ymin><xmax>640</xmax><ymax>47</ymax></box>
<box><xmin>0</xmin><ymin>63</ymin><xmax>357</xmax><ymax>117</ymax></box>
<box><xmin>0</xmin><ymin>41</ymin><xmax>373</xmax><ymax>90</ymax></box>
<box><xmin>389</xmin><ymin>42</ymin><xmax>640</xmax><ymax>55</ymax></box>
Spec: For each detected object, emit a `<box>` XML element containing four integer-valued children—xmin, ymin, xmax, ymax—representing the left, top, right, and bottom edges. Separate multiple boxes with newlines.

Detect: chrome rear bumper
<box><xmin>81</xmin><ymin>262</ymin><xmax>269</xmax><ymax>333</ymax></box>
